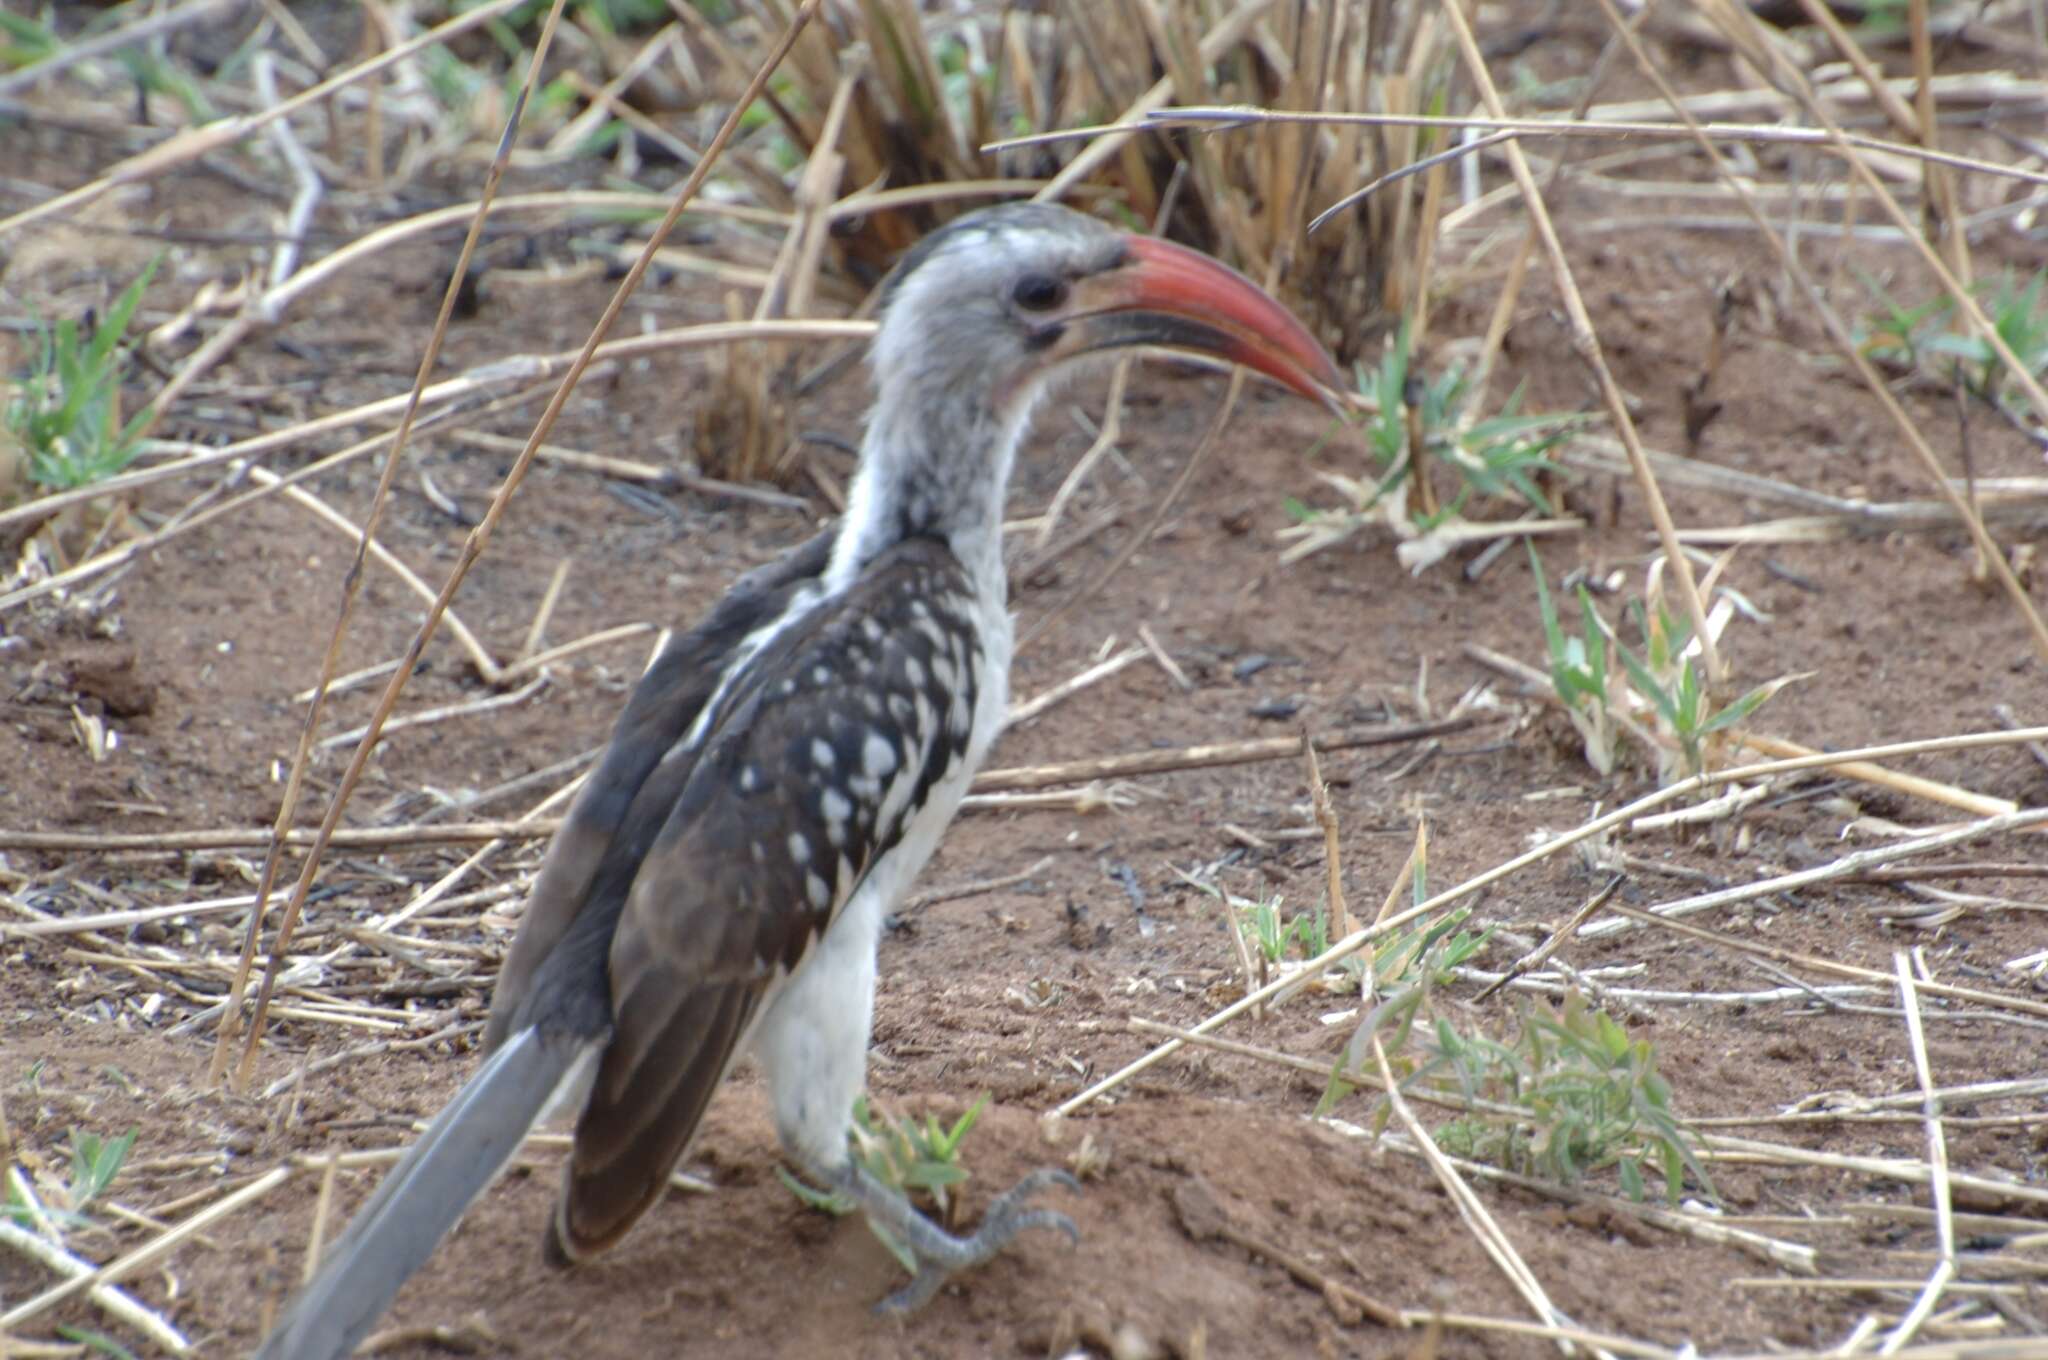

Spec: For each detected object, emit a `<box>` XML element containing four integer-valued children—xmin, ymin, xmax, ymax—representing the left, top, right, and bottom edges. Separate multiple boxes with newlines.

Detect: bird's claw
<box><xmin>870</xmin><ymin>1167</ymin><xmax>1081</xmax><ymax>1315</ymax></box>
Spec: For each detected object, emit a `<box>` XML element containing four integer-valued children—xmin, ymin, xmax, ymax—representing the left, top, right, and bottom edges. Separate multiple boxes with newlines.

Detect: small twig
<box><xmin>975</xmin><ymin>715</ymin><xmax>1489</xmax><ymax>793</ymax></box>
<box><xmin>900</xmin><ymin>856</ymin><xmax>1055</xmax><ymax>914</ymax></box>
<box><xmin>0</xmin><ymin>1221</ymin><xmax>191</xmax><ymax>1355</ymax></box>
<box><xmin>0</xmin><ymin>821</ymin><xmax>559</xmax><ymax>858</ymax></box>
<box><xmin>1007</xmin><ymin>646</ymin><xmax>1147</xmax><ymax>726</ymax></box>
<box><xmin>0</xmin><ymin>1167</ymin><xmax>293</xmax><ymax>1331</ymax></box>
<box><xmin>1473</xmin><ymin>875</ymin><xmax>1622</xmax><ymax>1002</ymax></box>
<box><xmin>520</xmin><ymin>559</ymin><xmax>573</xmax><ymax>665</ymax></box>
<box><xmin>1370</xmin><ymin>1037</ymin><xmax>1605</xmax><ymax>1358</ymax></box>
<box><xmin>1880</xmin><ymin>953</ymin><xmax>1957</xmax><ymax>1354</ymax></box>
<box><xmin>1136</xmin><ymin>623</ymin><xmax>1192</xmax><ymax>692</ymax></box>
<box><xmin>314</xmin><ymin>674</ymin><xmax>549</xmax><ymax>753</ymax></box>
<box><xmin>1301</xmin><ymin>732</ymin><xmax>1352</xmax><ymax>942</ymax></box>
<box><xmin>1216</xmin><ymin>896</ymin><xmax>1263</xmax><ymax>1023</ymax></box>
<box><xmin>1578</xmin><ymin>807</ymin><xmax>2048</xmax><ymax>942</ymax></box>
<box><xmin>1991</xmin><ymin>704</ymin><xmax>2048</xmax><ymax>774</ymax></box>
<box><xmin>1598</xmin><ymin>898</ymin><xmax>2048</xmax><ymax>1023</ymax></box>
<box><xmin>306</xmin><ymin>1149</ymin><xmax>342</xmax><ymax>1282</ymax></box>
<box><xmin>1037</xmin><ymin>358</ymin><xmax>1135</xmax><ymax>549</ymax></box>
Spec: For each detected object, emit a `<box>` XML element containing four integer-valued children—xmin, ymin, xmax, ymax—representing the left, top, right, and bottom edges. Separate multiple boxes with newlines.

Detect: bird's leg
<box><xmin>829</xmin><ymin>1159</ymin><xmax>1080</xmax><ymax>1313</ymax></box>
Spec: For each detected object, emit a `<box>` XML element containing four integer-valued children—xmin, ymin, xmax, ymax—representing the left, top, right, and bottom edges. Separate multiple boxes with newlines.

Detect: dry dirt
<box><xmin>3</xmin><ymin>10</ymin><xmax>2047</xmax><ymax>1360</ymax></box>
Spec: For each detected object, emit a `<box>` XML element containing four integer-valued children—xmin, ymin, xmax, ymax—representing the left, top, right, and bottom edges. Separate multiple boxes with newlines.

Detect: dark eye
<box><xmin>1011</xmin><ymin>273</ymin><xmax>1067</xmax><ymax>311</ymax></box>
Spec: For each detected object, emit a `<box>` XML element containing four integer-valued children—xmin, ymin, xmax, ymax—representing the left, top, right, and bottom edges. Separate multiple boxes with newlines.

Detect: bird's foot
<box><xmin>836</xmin><ymin>1164</ymin><xmax>1081</xmax><ymax>1314</ymax></box>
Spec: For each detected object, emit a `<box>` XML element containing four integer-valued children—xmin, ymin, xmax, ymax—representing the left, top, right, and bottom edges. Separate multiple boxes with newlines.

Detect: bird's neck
<box><xmin>826</xmin><ymin>379</ymin><xmax>1028</xmax><ymax>600</ymax></box>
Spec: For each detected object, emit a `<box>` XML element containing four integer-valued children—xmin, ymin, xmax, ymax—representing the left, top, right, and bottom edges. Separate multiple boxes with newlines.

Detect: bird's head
<box><xmin>871</xmin><ymin>202</ymin><xmax>1340</xmax><ymax>420</ymax></box>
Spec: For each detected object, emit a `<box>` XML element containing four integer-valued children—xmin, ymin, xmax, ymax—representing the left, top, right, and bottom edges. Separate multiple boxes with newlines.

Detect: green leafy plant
<box><xmin>1609</xmin><ymin>592</ymin><xmax>1783</xmax><ymax>785</ymax></box>
<box><xmin>1433</xmin><ymin>994</ymin><xmax>1711</xmax><ymax>1202</ymax></box>
<box><xmin>0</xmin><ymin>9</ymin><xmax>61</xmax><ymax>71</ymax></box>
<box><xmin>1529</xmin><ymin>549</ymin><xmax>1795</xmax><ymax>785</ymax></box>
<box><xmin>1328</xmin><ymin>976</ymin><xmax>1710</xmax><ymax>1204</ymax></box>
<box><xmin>1319</xmin><ymin>904</ymin><xmax>1492</xmax><ymax>1114</ymax></box>
<box><xmin>3</xmin><ymin>1123</ymin><xmax>137</xmax><ymax>1232</ymax></box>
<box><xmin>67</xmin><ymin>1126</ymin><xmax>137</xmax><ymax>1210</ymax></box>
<box><xmin>779</xmin><ymin>1093</ymin><xmax>991</xmax><ymax>1272</ymax></box>
<box><xmin>1237</xmin><ymin>896</ymin><xmax>1328</xmax><ymax>965</ymax></box>
<box><xmin>1859</xmin><ymin>268</ymin><xmax>2048</xmax><ymax>408</ymax></box>
<box><xmin>6</xmin><ymin>259</ymin><xmax>160</xmax><ymax>494</ymax></box>
<box><xmin>1281</xmin><ymin>321</ymin><xmax>1583</xmax><ymax>564</ymax></box>
<box><xmin>1531</xmin><ymin>544</ymin><xmax>1620</xmax><ymax>776</ymax></box>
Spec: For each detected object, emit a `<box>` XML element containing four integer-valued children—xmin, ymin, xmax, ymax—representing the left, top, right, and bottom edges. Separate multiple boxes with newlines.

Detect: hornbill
<box><xmin>254</xmin><ymin>201</ymin><xmax>1338</xmax><ymax>1360</ymax></box>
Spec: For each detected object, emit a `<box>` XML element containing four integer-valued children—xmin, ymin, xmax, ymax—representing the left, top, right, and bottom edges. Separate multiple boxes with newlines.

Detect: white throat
<box><xmin>825</xmin><ymin>372</ymin><xmax>1040</xmax><ymax>603</ymax></box>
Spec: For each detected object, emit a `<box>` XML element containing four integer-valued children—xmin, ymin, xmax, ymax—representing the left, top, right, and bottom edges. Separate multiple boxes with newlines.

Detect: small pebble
<box><xmin>1249</xmin><ymin>697</ymin><xmax>1299</xmax><ymax>720</ymax></box>
<box><xmin>1232</xmin><ymin>653</ymin><xmax>1272</xmax><ymax>681</ymax></box>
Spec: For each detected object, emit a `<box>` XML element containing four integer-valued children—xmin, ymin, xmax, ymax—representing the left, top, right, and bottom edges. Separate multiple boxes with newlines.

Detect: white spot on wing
<box><xmin>788</xmin><ymin>832</ymin><xmax>811</xmax><ymax>865</ymax></box>
<box><xmin>863</xmin><ymin>731</ymin><xmax>899</xmax><ymax>778</ymax></box>
<box><xmin>806</xmin><ymin>871</ymin><xmax>831</xmax><ymax>910</ymax></box>
<box><xmin>812</xmin><ymin>738</ymin><xmax>836</xmax><ymax>770</ymax></box>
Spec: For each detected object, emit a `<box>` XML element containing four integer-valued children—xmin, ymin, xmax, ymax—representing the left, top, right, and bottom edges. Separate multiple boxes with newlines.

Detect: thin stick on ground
<box><xmin>974</xmin><ymin>715</ymin><xmax>1489</xmax><ymax>792</ymax></box>
<box><xmin>0</xmin><ymin>1223</ymin><xmax>190</xmax><ymax>1354</ymax></box>
<box><xmin>1577</xmin><ymin>807</ymin><xmax>2048</xmax><ymax>942</ymax></box>
<box><xmin>1301</xmin><ymin>730</ymin><xmax>1352</xmax><ymax>941</ymax></box>
<box><xmin>313</xmin><ymin>674</ymin><xmax>549</xmax><ymax>753</ymax></box>
<box><xmin>1473</xmin><ymin>874</ymin><xmax>1623</xmax><ymax>1002</ymax></box>
<box><xmin>222</xmin><ymin>0</ymin><xmax>827</xmax><ymax>1091</ymax></box>
<box><xmin>1595</xmin><ymin>897</ymin><xmax>2048</xmax><ymax>1023</ymax></box>
<box><xmin>1370</xmin><ymin>1037</ymin><xmax>1609</xmax><ymax>1359</ymax></box>
<box><xmin>1436</xmin><ymin>0</ymin><xmax>1720</xmax><ymax>684</ymax></box>
<box><xmin>1880</xmin><ymin>953</ymin><xmax>1959</xmax><ymax>1354</ymax></box>
<box><xmin>0</xmin><ymin>0</ymin><xmax>531</xmax><ymax>239</ymax></box>
<box><xmin>1589</xmin><ymin>0</ymin><xmax>2048</xmax><ymax>665</ymax></box>
<box><xmin>0</xmin><ymin>1167</ymin><xmax>292</xmax><ymax>1332</ymax></box>
<box><xmin>1007</xmin><ymin>645</ymin><xmax>1146</xmax><ymax>726</ymax></box>
<box><xmin>209</xmin><ymin>0</ymin><xmax>573</xmax><ymax>1088</ymax></box>
<box><xmin>1052</xmin><ymin>725</ymin><xmax>2048</xmax><ymax>1116</ymax></box>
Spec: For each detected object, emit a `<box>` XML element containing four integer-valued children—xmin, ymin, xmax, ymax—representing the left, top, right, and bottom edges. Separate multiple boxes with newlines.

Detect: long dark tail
<box><xmin>255</xmin><ymin>1028</ymin><xmax>589</xmax><ymax>1360</ymax></box>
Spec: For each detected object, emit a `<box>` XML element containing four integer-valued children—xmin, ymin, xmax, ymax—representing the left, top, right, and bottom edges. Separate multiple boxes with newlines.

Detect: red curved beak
<box><xmin>1060</xmin><ymin>235</ymin><xmax>1342</xmax><ymax>409</ymax></box>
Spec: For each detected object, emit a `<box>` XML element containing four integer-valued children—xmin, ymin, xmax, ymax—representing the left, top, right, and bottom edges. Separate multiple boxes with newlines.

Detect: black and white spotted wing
<box><xmin>549</xmin><ymin>534</ymin><xmax>990</xmax><ymax>1257</ymax></box>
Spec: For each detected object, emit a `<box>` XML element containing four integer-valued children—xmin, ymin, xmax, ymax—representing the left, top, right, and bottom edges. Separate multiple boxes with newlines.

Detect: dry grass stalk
<box><xmin>1435</xmin><ymin>0</ymin><xmax>1720</xmax><ymax>684</ymax></box>
<box><xmin>1370</xmin><ymin>1141</ymin><xmax>1819</xmax><ymax>1276</ymax></box>
<box><xmin>1596</xmin><ymin>899</ymin><xmax>2048</xmax><ymax>1025</ymax></box>
<box><xmin>1110</xmin><ymin>107</ymin><xmax>2048</xmax><ymax>192</ymax></box>
<box><xmin>1006</xmin><ymin>645</ymin><xmax>1146</xmax><ymax>726</ymax></box>
<box><xmin>240</xmin><ymin>467</ymin><xmax>498</xmax><ymax>679</ymax></box>
<box><xmin>0</xmin><ymin>1221</ymin><xmax>190</xmax><ymax>1354</ymax></box>
<box><xmin>313</xmin><ymin>674</ymin><xmax>550</xmax><ymax>753</ymax></box>
<box><xmin>1730</xmin><ymin>733</ymin><xmax>2018</xmax><ymax>819</ymax></box>
<box><xmin>1367</xmin><ymin>1038</ymin><xmax>1605</xmax><ymax>1360</ymax></box>
<box><xmin>1472</xmin><ymin>875</ymin><xmax>1622</xmax><ymax>1004</ymax></box>
<box><xmin>0</xmin><ymin>0</ymin><xmax>530</xmax><ymax>239</ymax></box>
<box><xmin>1702</xmin><ymin>1131</ymin><xmax>2048</xmax><ymax>1212</ymax></box>
<box><xmin>0</xmin><ymin>821</ymin><xmax>559</xmax><ymax>857</ymax></box>
<box><xmin>1618</xmin><ymin>0</ymin><xmax>2048</xmax><ymax>660</ymax></box>
<box><xmin>1882</xmin><ymin>954</ymin><xmax>1959</xmax><ymax>1354</ymax></box>
<box><xmin>211</xmin><ymin>0</ymin><xmax>579</xmax><ymax>1090</ymax></box>
<box><xmin>973</xmin><ymin>715</ymin><xmax>1485</xmax><ymax>793</ymax></box>
<box><xmin>216</xmin><ymin>2</ymin><xmax>828</xmax><ymax>1091</ymax></box>
<box><xmin>0</xmin><ymin>1166</ymin><xmax>292</xmax><ymax>1332</ymax></box>
<box><xmin>1056</xmin><ymin>725</ymin><xmax>2048</xmax><ymax>1116</ymax></box>
<box><xmin>1572</xmin><ymin>806</ymin><xmax>2048</xmax><ymax>946</ymax></box>
<box><xmin>1301</xmin><ymin>733</ymin><xmax>1352</xmax><ymax>941</ymax></box>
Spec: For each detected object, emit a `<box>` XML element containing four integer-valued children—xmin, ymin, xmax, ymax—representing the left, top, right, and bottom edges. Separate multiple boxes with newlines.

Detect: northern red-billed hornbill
<box><xmin>256</xmin><ymin>202</ymin><xmax>1338</xmax><ymax>1360</ymax></box>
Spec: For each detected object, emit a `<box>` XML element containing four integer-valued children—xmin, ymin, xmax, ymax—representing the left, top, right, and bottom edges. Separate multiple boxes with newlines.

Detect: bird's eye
<box><xmin>1011</xmin><ymin>273</ymin><xmax>1067</xmax><ymax>311</ymax></box>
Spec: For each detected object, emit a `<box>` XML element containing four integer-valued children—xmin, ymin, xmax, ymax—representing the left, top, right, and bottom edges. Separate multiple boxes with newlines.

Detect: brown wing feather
<box><xmin>549</xmin><ymin>538</ymin><xmax>982</xmax><ymax>1259</ymax></box>
<box><xmin>485</xmin><ymin>528</ymin><xmax>835</xmax><ymax>1054</ymax></box>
